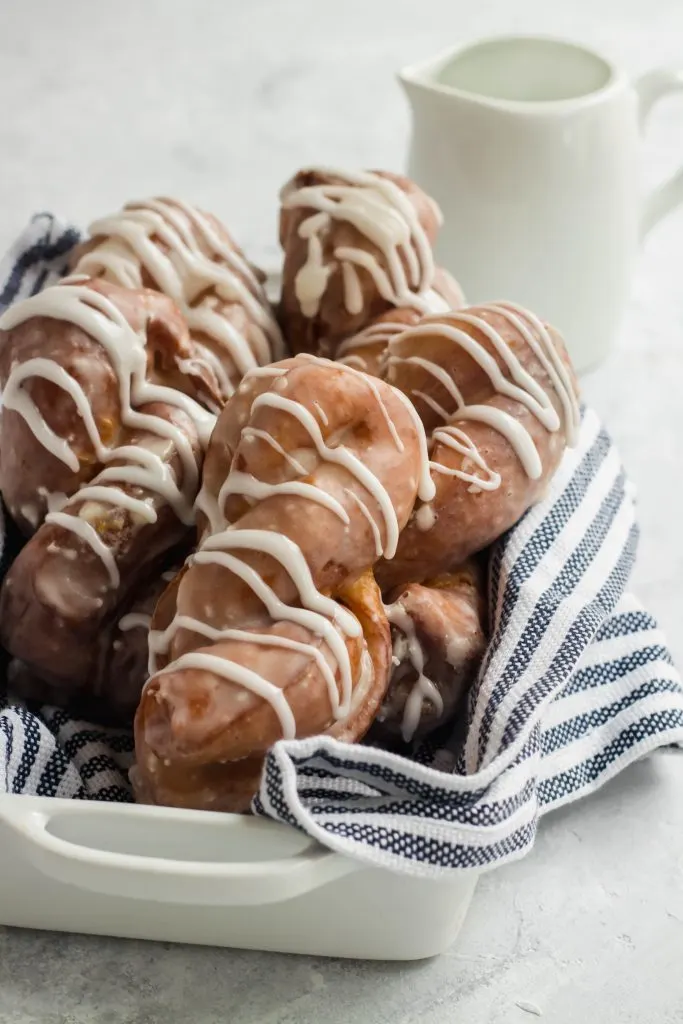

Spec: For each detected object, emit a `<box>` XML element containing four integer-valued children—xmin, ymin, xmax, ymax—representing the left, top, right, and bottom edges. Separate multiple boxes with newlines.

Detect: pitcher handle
<box><xmin>637</xmin><ymin>69</ymin><xmax>683</xmax><ymax>239</ymax></box>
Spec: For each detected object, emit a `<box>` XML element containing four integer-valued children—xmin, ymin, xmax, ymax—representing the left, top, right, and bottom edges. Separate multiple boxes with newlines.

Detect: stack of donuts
<box><xmin>0</xmin><ymin>169</ymin><xmax>579</xmax><ymax>812</ymax></box>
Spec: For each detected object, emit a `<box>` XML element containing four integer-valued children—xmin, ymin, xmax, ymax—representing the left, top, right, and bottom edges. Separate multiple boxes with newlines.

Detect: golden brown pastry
<box><xmin>72</xmin><ymin>197</ymin><xmax>284</xmax><ymax>406</ymax></box>
<box><xmin>0</xmin><ymin>174</ymin><xmax>579</xmax><ymax>786</ymax></box>
<box><xmin>375</xmin><ymin>560</ymin><xmax>488</xmax><ymax>744</ymax></box>
<box><xmin>336</xmin><ymin>308</ymin><xmax>420</xmax><ymax>376</ymax></box>
<box><xmin>376</xmin><ymin>302</ymin><xmax>581</xmax><ymax>590</ymax></box>
<box><xmin>0</xmin><ymin>276</ymin><xmax>214</xmax><ymax>534</ymax></box>
<box><xmin>336</xmin><ymin>268</ymin><xmax>465</xmax><ymax>377</ymax></box>
<box><xmin>0</xmin><ymin>276</ymin><xmax>216</xmax><ymax>708</ymax></box>
<box><xmin>133</xmin><ymin>354</ymin><xmax>433</xmax><ymax>812</ymax></box>
<box><xmin>6</xmin><ymin>554</ymin><xmax>185</xmax><ymax>724</ymax></box>
<box><xmin>278</xmin><ymin>167</ymin><xmax>462</xmax><ymax>356</ymax></box>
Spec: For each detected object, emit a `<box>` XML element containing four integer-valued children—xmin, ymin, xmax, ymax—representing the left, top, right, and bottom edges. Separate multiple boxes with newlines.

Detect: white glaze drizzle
<box><xmin>421</xmin><ymin>288</ymin><xmax>451</xmax><ymax>313</ymax></box>
<box><xmin>241</xmin><ymin>427</ymin><xmax>309</xmax><ymax>475</ymax></box>
<box><xmin>411</xmin><ymin>389</ymin><xmax>451</xmax><ymax>423</ymax></box>
<box><xmin>38</xmin><ymin>487</ymin><xmax>68</xmax><ymax>514</ymax></box>
<box><xmin>344</xmin><ymin>489</ymin><xmax>383</xmax><ymax>557</ymax></box>
<box><xmin>352</xmin><ymin>371</ymin><xmax>404</xmax><ymax>452</ymax></box>
<box><xmin>430</xmin><ymin>425</ymin><xmax>502</xmax><ymax>492</ymax></box>
<box><xmin>0</xmin><ymin>284</ymin><xmax>215</xmax><ymax>448</ymax></box>
<box><xmin>295</xmin><ymin>352</ymin><xmax>436</xmax><ymax>506</ymax></box>
<box><xmin>199</xmin><ymin>529</ymin><xmax>360</xmax><ymax>636</ymax></box>
<box><xmin>152</xmin><ymin>355</ymin><xmax>422</xmax><ymax>739</ymax></box>
<box><xmin>251</xmin><ymin>391</ymin><xmax>401</xmax><ymax>558</ymax></box>
<box><xmin>295</xmin><ymin>212</ymin><xmax>332</xmax><ymax>315</ymax></box>
<box><xmin>76</xmin><ymin>197</ymin><xmax>284</xmax><ymax>381</ymax></box>
<box><xmin>335</xmin><ymin>354</ymin><xmax>366</xmax><ymax>371</ymax></box>
<box><xmin>202</xmin><ymin>379</ymin><xmax>402</xmax><ymax>551</ymax></box>
<box><xmin>118</xmin><ymin>612</ymin><xmax>152</xmax><ymax>632</ymax></box>
<box><xmin>156</xmin><ymin>651</ymin><xmax>298</xmax><ymax>739</ymax></box>
<box><xmin>0</xmin><ymin>283</ymin><xmax>214</xmax><ymax>578</ymax></box>
<box><xmin>281</xmin><ymin>168</ymin><xmax>438</xmax><ymax>319</ymax></box>
<box><xmin>150</xmin><ymin>528</ymin><xmax>363</xmax><ymax>734</ymax></box>
<box><xmin>194</xmin><ymin>488</ymin><xmax>223</xmax><ymax>537</ymax></box>
<box><xmin>177</xmin><ymin>348</ymin><xmax>232</xmax><ymax>405</ymax></box>
<box><xmin>2</xmin><ymin>355</ymin><xmax>199</xmax><ymax>525</ymax></box>
<box><xmin>455</xmin><ymin>405</ymin><xmax>542</xmax><ymax>479</ymax></box>
<box><xmin>243</xmin><ymin>366</ymin><xmax>288</xmax><ymax>380</ymax></box>
<box><xmin>391</xmin><ymin>388</ymin><xmax>437</xmax><ymax>503</ymax></box>
<box><xmin>197</xmin><ymin>354</ymin><xmax>413</xmax><ymax>540</ymax></box>
<box><xmin>386</xmin><ymin>602</ymin><xmax>444</xmax><ymax>743</ymax></box>
<box><xmin>149</xmin><ymin>614</ymin><xmax>340</xmax><ymax>739</ymax></box>
<box><xmin>2</xmin><ymin>358</ymin><xmax>89</xmax><ymax>471</ymax></box>
<box><xmin>88</xmin><ymin>453</ymin><xmax>195</xmax><ymax>522</ymax></box>
<box><xmin>219</xmin><ymin>470</ymin><xmax>350</xmax><ymax>524</ymax></box>
<box><xmin>299</xmin><ymin>352</ymin><xmax>408</xmax><ymax>457</ymax></box>
<box><xmin>387</xmin><ymin>302</ymin><xmax>579</xmax><ymax>491</ymax></box>
<box><xmin>45</xmin><ymin>511</ymin><xmax>120</xmax><ymax>587</ymax></box>
<box><xmin>312</xmin><ymin>401</ymin><xmax>329</xmax><ymax>426</ymax></box>
<box><xmin>493</xmin><ymin>301</ymin><xmax>580</xmax><ymax>446</ymax></box>
<box><xmin>74</xmin><ymin>485</ymin><xmax>157</xmax><ymax>523</ymax></box>
<box><xmin>336</xmin><ymin>319</ymin><xmax>407</xmax><ymax>371</ymax></box>
<box><xmin>341</xmin><ymin>260</ymin><xmax>364</xmax><ymax>315</ymax></box>
<box><xmin>415</xmin><ymin>504</ymin><xmax>436</xmax><ymax>531</ymax></box>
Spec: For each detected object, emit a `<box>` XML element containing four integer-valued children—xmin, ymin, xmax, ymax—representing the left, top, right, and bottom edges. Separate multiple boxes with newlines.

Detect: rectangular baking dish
<box><xmin>0</xmin><ymin>269</ymin><xmax>478</xmax><ymax>961</ymax></box>
<box><xmin>0</xmin><ymin>794</ymin><xmax>477</xmax><ymax>960</ymax></box>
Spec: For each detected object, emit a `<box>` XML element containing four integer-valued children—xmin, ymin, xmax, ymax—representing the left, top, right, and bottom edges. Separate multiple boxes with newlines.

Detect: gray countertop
<box><xmin>1</xmin><ymin>0</ymin><xmax>683</xmax><ymax>1021</ymax></box>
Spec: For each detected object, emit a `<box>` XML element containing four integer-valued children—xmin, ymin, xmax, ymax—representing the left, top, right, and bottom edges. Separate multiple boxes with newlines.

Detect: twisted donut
<box><xmin>0</xmin><ymin>276</ymin><xmax>215</xmax><ymax>713</ymax></box>
<box><xmin>73</xmin><ymin>197</ymin><xmax>284</xmax><ymax>406</ymax></box>
<box><xmin>376</xmin><ymin>560</ymin><xmax>488</xmax><ymax>744</ymax></box>
<box><xmin>278</xmin><ymin>168</ymin><xmax>462</xmax><ymax>356</ymax></box>
<box><xmin>376</xmin><ymin>302</ymin><xmax>580</xmax><ymax>591</ymax></box>
<box><xmin>336</xmin><ymin>268</ymin><xmax>465</xmax><ymax>377</ymax></box>
<box><xmin>134</xmin><ymin>354</ymin><xmax>433</xmax><ymax>811</ymax></box>
<box><xmin>5</xmin><ymin>553</ymin><xmax>186</xmax><ymax>724</ymax></box>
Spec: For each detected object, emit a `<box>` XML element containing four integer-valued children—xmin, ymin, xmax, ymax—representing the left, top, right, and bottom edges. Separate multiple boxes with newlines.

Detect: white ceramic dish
<box><xmin>0</xmin><ymin>269</ymin><xmax>478</xmax><ymax>960</ymax></box>
<box><xmin>0</xmin><ymin>794</ymin><xmax>478</xmax><ymax>960</ymax></box>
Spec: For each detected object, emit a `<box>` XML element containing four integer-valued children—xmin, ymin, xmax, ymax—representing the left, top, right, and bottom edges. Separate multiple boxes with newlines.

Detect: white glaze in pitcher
<box><xmin>399</xmin><ymin>36</ymin><xmax>683</xmax><ymax>373</ymax></box>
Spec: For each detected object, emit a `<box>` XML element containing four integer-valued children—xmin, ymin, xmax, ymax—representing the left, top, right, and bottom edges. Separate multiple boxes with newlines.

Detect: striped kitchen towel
<box><xmin>1</xmin><ymin>215</ymin><xmax>682</xmax><ymax>876</ymax></box>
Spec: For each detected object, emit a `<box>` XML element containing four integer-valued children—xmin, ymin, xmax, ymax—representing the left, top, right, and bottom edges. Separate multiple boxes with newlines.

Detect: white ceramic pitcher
<box><xmin>399</xmin><ymin>36</ymin><xmax>683</xmax><ymax>373</ymax></box>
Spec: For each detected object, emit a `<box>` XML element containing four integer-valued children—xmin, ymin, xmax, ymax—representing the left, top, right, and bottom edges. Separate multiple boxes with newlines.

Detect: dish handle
<box><xmin>0</xmin><ymin>798</ymin><xmax>357</xmax><ymax>906</ymax></box>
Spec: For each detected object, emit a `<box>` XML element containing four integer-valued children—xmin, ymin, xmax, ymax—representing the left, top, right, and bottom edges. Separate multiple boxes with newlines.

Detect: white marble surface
<box><xmin>1</xmin><ymin>0</ymin><xmax>683</xmax><ymax>1021</ymax></box>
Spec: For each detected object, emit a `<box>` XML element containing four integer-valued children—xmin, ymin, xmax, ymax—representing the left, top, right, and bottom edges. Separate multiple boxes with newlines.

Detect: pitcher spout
<box><xmin>397</xmin><ymin>47</ymin><xmax>463</xmax><ymax>119</ymax></box>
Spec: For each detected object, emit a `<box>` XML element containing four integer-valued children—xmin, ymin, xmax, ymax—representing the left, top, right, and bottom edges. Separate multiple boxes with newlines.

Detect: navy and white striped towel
<box><xmin>1</xmin><ymin>214</ymin><xmax>682</xmax><ymax>877</ymax></box>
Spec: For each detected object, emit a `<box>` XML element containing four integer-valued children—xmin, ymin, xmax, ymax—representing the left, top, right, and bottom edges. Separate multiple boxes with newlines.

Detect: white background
<box><xmin>1</xmin><ymin>1</ymin><xmax>682</xmax><ymax>1021</ymax></box>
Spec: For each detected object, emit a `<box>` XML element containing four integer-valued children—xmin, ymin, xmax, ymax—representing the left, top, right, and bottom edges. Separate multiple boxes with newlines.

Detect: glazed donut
<box><xmin>133</xmin><ymin>354</ymin><xmax>433</xmax><ymax>811</ymax></box>
<box><xmin>0</xmin><ymin>276</ymin><xmax>215</xmax><ymax>711</ymax></box>
<box><xmin>376</xmin><ymin>302</ymin><xmax>580</xmax><ymax>591</ymax></box>
<box><xmin>336</xmin><ymin>309</ymin><xmax>418</xmax><ymax>377</ymax></box>
<box><xmin>337</xmin><ymin>264</ymin><xmax>466</xmax><ymax>376</ymax></box>
<box><xmin>5</xmin><ymin>553</ymin><xmax>186</xmax><ymax>724</ymax></box>
<box><xmin>278</xmin><ymin>167</ymin><xmax>463</xmax><ymax>356</ymax></box>
<box><xmin>336</xmin><ymin>267</ymin><xmax>465</xmax><ymax>376</ymax></box>
<box><xmin>72</xmin><ymin>197</ymin><xmax>284</xmax><ymax>406</ymax></box>
<box><xmin>376</xmin><ymin>560</ymin><xmax>488</xmax><ymax>744</ymax></box>
<box><xmin>0</xmin><ymin>171</ymin><xmax>581</xmax><ymax>782</ymax></box>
